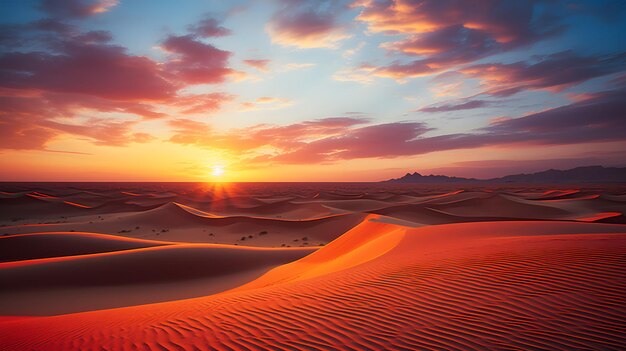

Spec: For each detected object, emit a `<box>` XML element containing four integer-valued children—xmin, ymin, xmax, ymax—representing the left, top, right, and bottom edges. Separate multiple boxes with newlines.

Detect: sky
<box><xmin>0</xmin><ymin>0</ymin><xmax>625</xmax><ymax>182</ymax></box>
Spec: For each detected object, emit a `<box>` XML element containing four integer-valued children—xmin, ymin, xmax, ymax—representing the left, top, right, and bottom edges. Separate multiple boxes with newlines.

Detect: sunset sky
<box><xmin>1</xmin><ymin>0</ymin><xmax>625</xmax><ymax>182</ymax></box>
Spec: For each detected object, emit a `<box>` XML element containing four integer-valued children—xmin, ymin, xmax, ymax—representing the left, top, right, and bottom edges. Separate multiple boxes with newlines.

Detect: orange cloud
<box><xmin>240</xmin><ymin>97</ymin><xmax>293</xmax><ymax>111</ymax></box>
<box><xmin>243</xmin><ymin>59</ymin><xmax>271</xmax><ymax>72</ymax></box>
<box><xmin>348</xmin><ymin>0</ymin><xmax>566</xmax><ymax>81</ymax></box>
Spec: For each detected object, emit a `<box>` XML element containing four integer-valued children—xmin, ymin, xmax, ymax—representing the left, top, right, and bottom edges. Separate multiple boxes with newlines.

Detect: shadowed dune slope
<box><xmin>0</xmin><ymin>202</ymin><xmax>367</xmax><ymax>246</ymax></box>
<box><xmin>1</xmin><ymin>220</ymin><xmax>625</xmax><ymax>350</ymax></box>
<box><xmin>0</xmin><ymin>243</ymin><xmax>315</xmax><ymax>315</ymax></box>
<box><xmin>0</xmin><ymin>195</ymin><xmax>87</xmax><ymax>220</ymax></box>
<box><xmin>0</xmin><ymin>232</ymin><xmax>169</xmax><ymax>262</ymax></box>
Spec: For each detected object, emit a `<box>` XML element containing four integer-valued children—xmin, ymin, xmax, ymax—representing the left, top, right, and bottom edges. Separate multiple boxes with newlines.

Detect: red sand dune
<box><xmin>0</xmin><ymin>184</ymin><xmax>625</xmax><ymax>350</ymax></box>
<box><xmin>1</xmin><ymin>219</ymin><xmax>625</xmax><ymax>350</ymax></box>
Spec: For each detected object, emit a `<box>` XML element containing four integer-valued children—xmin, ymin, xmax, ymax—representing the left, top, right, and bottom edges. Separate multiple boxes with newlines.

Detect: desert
<box><xmin>2</xmin><ymin>0</ymin><xmax>626</xmax><ymax>349</ymax></box>
<box><xmin>1</xmin><ymin>182</ymin><xmax>625</xmax><ymax>350</ymax></box>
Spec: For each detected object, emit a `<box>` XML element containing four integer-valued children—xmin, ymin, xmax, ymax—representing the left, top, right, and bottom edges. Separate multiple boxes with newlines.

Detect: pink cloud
<box><xmin>266</xmin><ymin>1</ymin><xmax>351</xmax><ymax>48</ymax></box>
<box><xmin>0</xmin><ymin>10</ymin><xmax>241</xmax><ymax>153</ymax></box>
<box><xmin>0</xmin><ymin>115</ymin><xmax>58</xmax><ymax>150</ymax></box>
<box><xmin>162</xmin><ymin>34</ymin><xmax>236</xmax><ymax>85</ymax></box>
<box><xmin>168</xmin><ymin>117</ymin><xmax>367</xmax><ymax>151</ymax></box>
<box><xmin>39</xmin><ymin>0</ymin><xmax>118</xmax><ymax>19</ymax></box>
<box><xmin>169</xmin><ymin>92</ymin><xmax>236</xmax><ymax>114</ymax></box>
<box><xmin>349</xmin><ymin>0</ymin><xmax>565</xmax><ymax>80</ymax></box>
<box><xmin>167</xmin><ymin>88</ymin><xmax>626</xmax><ymax>165</ymax></box>
<box><xmin>0</xmin><ymin>41</ymin><xmax>175</xmax><ymax>101</ymax></box>
<box><xmin>43</xmin><ymin>118</ymin><xmax>153</xmax><ymax>146</ymax></box>
<box><xmin>459</xmin><ymin>51</ymin><xmax>626</xmax><ymax>97</ymax></box>
<box><xmin>243</xmin><ymin>59</ymin><xmax>271</xmax><ymax>72</ymax></box>
<box><xmin>0</xmin><ymin>95</ymin><xmax>155</xmax><ymax>150</ymax></box>
<box><xmin>188</xmin><ymin>16</ymin><xmax>232</xmax><ymax>38</ymax></box>
<box><xmin>419</xmin><ymin>99</ymin><xmax>489</xmax><ymax>113</ymax></box>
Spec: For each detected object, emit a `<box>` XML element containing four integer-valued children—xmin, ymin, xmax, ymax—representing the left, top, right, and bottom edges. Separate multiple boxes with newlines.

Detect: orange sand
<box><xmin>0</xmin><ymin>184</ymin><xmax>625</xmax><ymax>350</ymax></box>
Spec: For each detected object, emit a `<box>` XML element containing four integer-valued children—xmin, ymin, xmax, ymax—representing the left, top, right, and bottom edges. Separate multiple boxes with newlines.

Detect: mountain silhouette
<box><xmin>384</xmin><ymin>166</ymin><xmax>626</xmax><ymax>183</ymax></box>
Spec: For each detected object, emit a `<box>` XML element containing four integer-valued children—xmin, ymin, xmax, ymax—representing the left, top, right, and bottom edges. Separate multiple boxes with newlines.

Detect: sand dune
<box><xmin>0</xmin><ymin>242</ymin><xmax>314</xmax><ymax>315</ymax></box>
<box><xmin>0</xmin><ymin>183</ymin><xmax>625</xmax><ymax>350</ymax></box>
<box><xmin>1</xmin><ymin>219</ymin><xmax>624</xmax><ymax>350</ymax></box>
<box><xmin>1</xmin><ymin>202</ymin><xmax>366</xmax><ymax>246</ymax></box>
<box><xmin>0</xmin><ymin>194</ymin><xmax>87</xmax><ymax>221</ymax></box>
<box><xmin>0</xmin><ymin>231</ymin><xmax>168</xmax><ymax>262</ymax></box>
<box><xmin>427</xmin><ymin>193</ymin><xmax>572</xmax><ymax>219</ymax></box>
<box><xmin>371</xmin><ymin>204</ymin><xmax>523</xmax><ymax>224</ymax></box>
<box><xmin>206</xmin><ymin>199</ymin><xmax>342</xmax><ymax>219</ymax></box>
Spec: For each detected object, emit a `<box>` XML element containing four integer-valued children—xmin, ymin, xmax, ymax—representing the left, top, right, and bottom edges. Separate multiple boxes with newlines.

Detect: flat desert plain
<box><xmin>0</xmin><ymin>182</ymin><xmax>625</xmax><ymax>350</ymax></box>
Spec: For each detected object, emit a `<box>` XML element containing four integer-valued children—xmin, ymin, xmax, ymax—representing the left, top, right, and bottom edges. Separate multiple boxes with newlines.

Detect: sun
<box><xmin>211</xmin><ymin>165</ymin><xmax>225</xmax><ymax>177</ymax></box>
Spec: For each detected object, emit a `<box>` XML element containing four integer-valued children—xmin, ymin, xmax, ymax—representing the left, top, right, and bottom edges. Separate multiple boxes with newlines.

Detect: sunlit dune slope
<box><xmin>1</xmin><ymin>219</ymin><xmax>625</xmax><ymax>350</ymax></box>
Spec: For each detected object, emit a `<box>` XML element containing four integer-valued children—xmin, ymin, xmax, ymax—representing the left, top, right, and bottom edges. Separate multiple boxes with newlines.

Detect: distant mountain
<box><xmin>385</xmin><ymin>172</ymin><xmax>476</xmax><ymax>183</ymax></box>
<box><xmin>490</xmin><ymin>166</ymin><xmax>626</xmax><ymax>183</ymax></box>
<box><xmin>384</xmin><ymin>166</ymin><xmax>626</xmax><ymax>184</ymax></box>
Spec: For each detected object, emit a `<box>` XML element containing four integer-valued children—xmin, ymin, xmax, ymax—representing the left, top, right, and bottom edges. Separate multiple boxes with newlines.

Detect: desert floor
<box><xmin>1</xmin><ymin>182</ymin><xmax>625</xmax><ymax>350</ymax></box>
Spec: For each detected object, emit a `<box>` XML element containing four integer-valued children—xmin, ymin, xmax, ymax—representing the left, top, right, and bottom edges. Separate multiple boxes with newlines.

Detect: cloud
<box><xmin>168</xmin><ymin>116</ymin><xmax>368</xmax><ymax>151</ymax></box>
<box><xmin>0</xmin><ymin>115</ymin><xmax>59</xmax><ymax>150</ymax></box>
<box><xmin>39</xmin><ymin>0</ymin><xmax>118</xmax><ymax>19</ymax></box>
<box><xmin>167</xmin><ymin>88</ymin><xmax>626</xmax><ymax>164</ymax></box>
<box><xmin>161</xmin><ymin>34</ymin><xmax>236</xmax><ymax>85</ymax></box>
<box><xmin>377</xmin><ymin>24</ymin><xmax>502</xmax><ymax>77</ymax></box>
<box><xmin>354</xmin><ymin>0</ymin><xmax>562</xmax><ymax>41</ymax></box>
<box><xmin>349</xmin><ymin>0</ymin><xmax>566</xmax><ymax>80</ymax></box>
<box><xmin>187</xmin><ymin>16</ymin><xmax>231</xmax><ymax>38</ymax></box>
<box><xmin>281</xmin><ymin>62</ymin><xmax>316</xmax><ymax>72</ymax></box>
<box><xmin>0</xmin><ymin>5</ymin><xmax>242</xmax><ymax>153</ymax></box>
<box><xmin>0</xmin><ymin>95</ymin><xmax>155</xmax><ymax>150</ymax></box>
<box><xmin>240</xmin><ymin>96</ymin><xmax>293</xmax><ymax>111</ymax></box>
<box><xmin>243</xmin><ymin>59</ymin><xmax>271</xmax><ymax>72</ymax></box>
<box><xmin>42</xmin><ymin>118</ymin><xmax>154</xmax><ymax>146</ymax></box>
<box><xmin>482</xmin><ymin>88</ymin><xmax>626</xmax><ymax>144</ymax></box>
<box><xmin>169</xmin><ymin>92</ymin><xmax>236</xmax><ymax>114</ymax></box>
<box><xmin>332</xmin><ymin>64</ymin><xmax>376</xmax><ymax>84</ymax></box>
<box><xmin>419</xmin><ymin>99</ymin><xmax>489</xmax><ymax>113</ymax></box>
<box><xmin>0</xmin><ymin>36</ymin><xmax>175</xmax><ymax>101</ymax></box>
<box><xmin>460</xmin><ymin>51</ymin><xmax>626</xmax><ymax>97</ymax></box>
<box><xmin>266</xmin><ymin>0</ymin><xmax>351</xmax><ymax>48</ymax></box>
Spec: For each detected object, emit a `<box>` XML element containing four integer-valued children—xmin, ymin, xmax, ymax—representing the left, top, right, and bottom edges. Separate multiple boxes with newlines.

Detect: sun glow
<box><xmin>212</xmin><ymin>165</ymin><xmax>225</xmax><ymax>177</ymax></box>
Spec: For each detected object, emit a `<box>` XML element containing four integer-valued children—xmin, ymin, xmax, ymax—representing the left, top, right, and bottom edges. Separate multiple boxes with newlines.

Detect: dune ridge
<box><xmin>1</xmin><ymin>220</ymin><xmax>625</xmax><ymax>350</ymax></box>
<box><xmin>0</xmin><ymin>183</ymin><xmax>625</xmax><ymax>350</ymax></box>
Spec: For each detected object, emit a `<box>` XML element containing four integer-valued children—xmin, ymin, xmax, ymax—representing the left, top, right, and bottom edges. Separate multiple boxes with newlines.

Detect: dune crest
<box><xmin>1</xmin><ymin>183</ymin><xmax>625</xmax><ymax>350</ymax></box>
